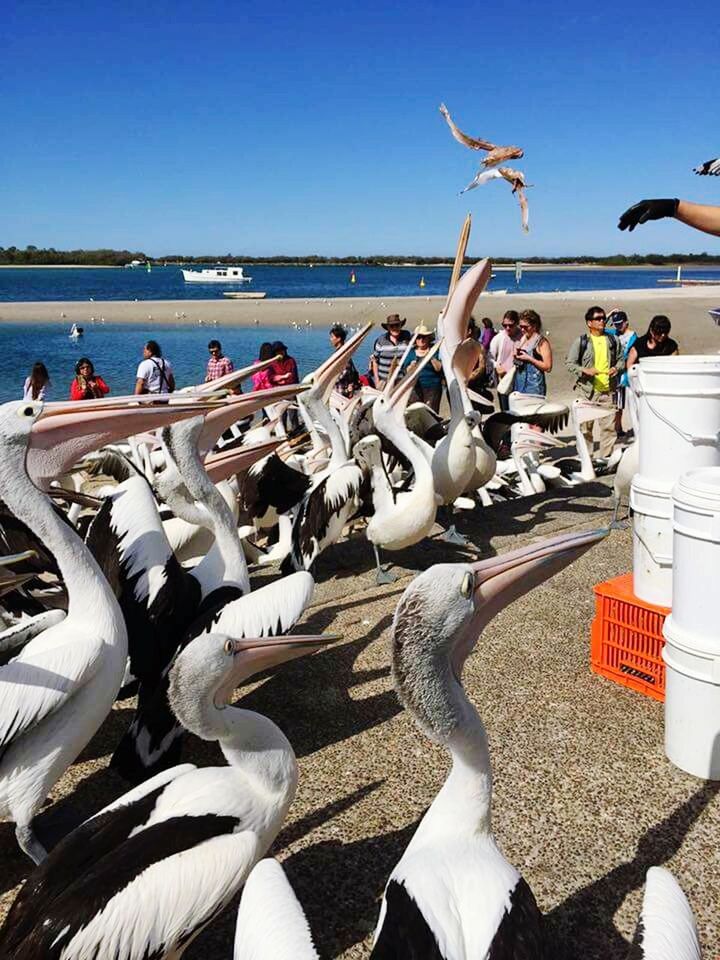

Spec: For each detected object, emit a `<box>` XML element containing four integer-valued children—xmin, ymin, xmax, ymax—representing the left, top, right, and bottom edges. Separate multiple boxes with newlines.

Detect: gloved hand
<box><xmin>618</xmin><ymin>198</ymin><xmax>679</xmax><ymax>231</ymax></box>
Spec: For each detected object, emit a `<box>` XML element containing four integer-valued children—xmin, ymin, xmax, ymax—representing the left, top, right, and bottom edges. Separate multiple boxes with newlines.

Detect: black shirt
<box><xmin>633</xmin><ymin>333</ymin><xmax>678</xmax><ymax>361</ymax></box>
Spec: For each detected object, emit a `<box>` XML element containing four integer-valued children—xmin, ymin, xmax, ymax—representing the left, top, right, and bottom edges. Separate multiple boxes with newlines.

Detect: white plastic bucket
<box><xmin>631</xmin><ymin>474</ymin><xmax>674</xmax><ymax>606</ymax></box>
<box><xmin>635</xmin><ymin>355</ymin><xmax>720</xmax><ymax>484</ymax></box>
<box><xmin>663</xmin><ymin>615</ymin><xmax>720</xmax><ymax>780</ymax></box>
<box><xmin>671</xmin><ymin>467</ymin><xmax>720</xmax><ymax>646</ymax></box>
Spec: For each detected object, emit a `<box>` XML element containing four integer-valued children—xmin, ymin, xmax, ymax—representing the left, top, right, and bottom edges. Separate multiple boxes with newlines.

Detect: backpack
<box><xmin>576</xmin><ymin>332</ymin><xmax>618</xmax><ymax>368</ymax></box>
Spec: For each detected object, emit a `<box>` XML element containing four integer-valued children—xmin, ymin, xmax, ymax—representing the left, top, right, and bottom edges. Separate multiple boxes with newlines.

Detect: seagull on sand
<box><xmin>439</xmin><ymin>102</ymin><xmax>523</xmax><ymax>169</ymax></box>
<box><xmin>461</xmin><ymin>165</ymin><xmax>531</xmax><ymax>232</ymax></box>
<box><xmin>694</xmin><ymin>157</ymin><xmax>720</xmax><ymax>176</ymax></box>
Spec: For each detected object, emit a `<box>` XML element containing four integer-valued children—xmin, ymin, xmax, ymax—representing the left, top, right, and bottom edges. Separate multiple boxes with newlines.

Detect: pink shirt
<box><xmin>252</xmin><ymin>369</ymin><xmax>272</xmax><ymax>391</ymax></box>
<box><xmin>489</xmin><ymin>329</ymin><xmax>521</xmax><ymax>371</ymax></box>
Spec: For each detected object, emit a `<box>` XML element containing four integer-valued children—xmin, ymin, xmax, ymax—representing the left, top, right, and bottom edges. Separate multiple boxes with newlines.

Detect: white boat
<box><xmin>182</xmin><ymin>266</ymin><xmax>252</xmax><ymax>284</ymax></box>
<box><xmin>124</xmin><ymin>259</ymin><xmax>146</xmax><ymax>269</ymax></box>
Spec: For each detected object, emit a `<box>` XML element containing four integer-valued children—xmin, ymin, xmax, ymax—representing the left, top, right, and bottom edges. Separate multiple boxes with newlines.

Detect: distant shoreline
<box><xmin>3</xmin><ymin>262</ymin><xmax>720</xmax><ymax>271</ymax></box>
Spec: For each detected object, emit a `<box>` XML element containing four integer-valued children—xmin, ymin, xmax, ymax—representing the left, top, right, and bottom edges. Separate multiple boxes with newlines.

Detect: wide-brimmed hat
<box><xmin>413</xmin><ymin>323</ymin><xmax>435</xmax><ymax>338</ymax></box>
<box><xmin>381</xmin><ymin>314</ymin><xmax>406</xmax><ymax>330</ymax></box>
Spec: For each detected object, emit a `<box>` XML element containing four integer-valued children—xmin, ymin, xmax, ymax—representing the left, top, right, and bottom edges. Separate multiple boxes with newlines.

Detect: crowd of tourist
<box><xmin>22</xmin><ymin>308</ymin><xmax>679</xmax><ymax>458</ymax></box>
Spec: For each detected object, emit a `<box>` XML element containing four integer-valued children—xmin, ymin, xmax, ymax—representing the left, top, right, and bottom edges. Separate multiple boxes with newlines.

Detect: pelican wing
<box><xmin>482</xmin><ymin>408</ymin><xmax>569</xmax><ymax>453</ymax></box>
<box><xmin>517</xmin><ymin>185</ymin><xmax>530</xmax><ymax>232</ymax></box>
<box><xmin>694</xmin><ymin>157</ymin><xmax>720</xmax><ymax>176</ymax></box>
<box><xmin>235</xmin><ymin>859</ymin><xmax>319</xmax><ymax>960</ymax></box>
<box><xmin>196</xmin><ymin>571</ymin><xmax>315</xmax><ymax>639</ymax></box>
<box><xmin>630</xmin><ymin>867</ymin><xmax>701</xmax><ymax>960</ymax></box>
<box><xmin>1</xmin><ymin>772</ymin><xmax>263</xmax><ymax>960</ymax></box>
<box><xmin>439</xmin><ymin>103</ymin><xmax>495</xmax><ymax>152</ymax></box>
<box><xmin>0</xmin><ymin>633</ymin><xmax>105</xmax><ymax>750</ymax></box>
<box><xmin>0</xmin><ymin>609</ymin><xmax>67</xmax><ymax>656</ymax></box>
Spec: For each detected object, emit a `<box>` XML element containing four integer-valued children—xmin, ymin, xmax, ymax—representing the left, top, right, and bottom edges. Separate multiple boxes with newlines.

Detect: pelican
<box><xmin>355</xmin><ymin>342</ymin><xmax>443</xmax><ymax>583</ymax></box>
<box><xmin>0</xmin><ymin>629</ymin><xmax>335</xmax><ymax>959</ymax></box>
<box><xmin>234</xmin><ymin>859</ymin><xmax>319</xmax><ymax>960</ymax></box>
<box><xmin>630</xmin><ymin>867</ymin><xmax>701</xmax><ymax>959</ymax></box>
<box><xmin>371</xmin><ymin>528</ymin><xmax>606</xmax><ymax>958</ymax></box>
<box><xmin>0</xmin><ymin>397</ymin><xmax>211</xmax><ymax>862</ymax></box>
<box><xmin>569</xmin><ymin>398</ymin><xmax>623</xmax><ymax>483</ymax></box>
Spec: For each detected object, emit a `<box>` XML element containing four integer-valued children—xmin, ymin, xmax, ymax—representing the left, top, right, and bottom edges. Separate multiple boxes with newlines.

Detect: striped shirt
<box><xmin>206</xmin><ymin>355</ymin><xmax>234</xmax><ymax>380</ymax></box>
<box><xmin>372</xmin><ymin>331</ymin><xmax>412</xmax><ymax>383</ymax></box>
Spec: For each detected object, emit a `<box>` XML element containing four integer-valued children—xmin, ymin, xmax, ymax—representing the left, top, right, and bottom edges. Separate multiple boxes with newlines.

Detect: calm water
<box><xmin>3</xmin><ymin>264</ymin><xmax>720</xmax><ymax>302</ymax></box>
<box><xmin>4</xmin><ymin>324</ymin><xmax>371</xmax><ymax>404</ymax></box>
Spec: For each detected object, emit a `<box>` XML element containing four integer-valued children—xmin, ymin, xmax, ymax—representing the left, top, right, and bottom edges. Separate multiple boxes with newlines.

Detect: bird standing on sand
<box><xmin>0</xmin><ymin>630</ymin><xmax>335</xmax><ymax>959</ymax></box>
<box><xmin>371</xmin><ymin>529</ymin><xmax>606</xmax><ymax>959</ymax></box>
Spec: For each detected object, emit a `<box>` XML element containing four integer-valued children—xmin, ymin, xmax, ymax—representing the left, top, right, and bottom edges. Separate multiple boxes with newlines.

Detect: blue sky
<box><xmin>2</xmin><ymin>0</ymin><xmax>719</xmax><ymax>257</ymax></box>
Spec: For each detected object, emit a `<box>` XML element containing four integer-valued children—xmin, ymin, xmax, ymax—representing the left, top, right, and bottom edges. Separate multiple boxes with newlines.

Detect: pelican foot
<box><xmin>441</xmin><ymin>525</ymin><xmax>471</xmax><ymax>547</ymax></box>
<box><xmin>16</xmin><ymin>823</ymin><xmax>47</xmax><ymax>864</ymax></box>
<box><xmin>376</xmin><ymin>567</ymin><xmax>398</xmax><ymax>585</ymax></box>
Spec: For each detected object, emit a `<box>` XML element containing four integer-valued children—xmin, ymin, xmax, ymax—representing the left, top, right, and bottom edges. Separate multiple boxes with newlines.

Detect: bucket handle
<box><xmin>641</xmin><ymin>392</ymin><xmax>720</xmax><ymax>447</ymax></box>
<box><xmin>634</xmin><ymin>521</ymin><xmax>673</xmax><ymax>565</ymax></box>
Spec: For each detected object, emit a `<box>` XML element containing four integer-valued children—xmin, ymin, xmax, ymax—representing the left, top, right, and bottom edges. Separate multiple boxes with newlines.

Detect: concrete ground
<box><xmin>1</xmin><ymin>473</ymin><xmax>717</xmax><ymax>957</ymax></box>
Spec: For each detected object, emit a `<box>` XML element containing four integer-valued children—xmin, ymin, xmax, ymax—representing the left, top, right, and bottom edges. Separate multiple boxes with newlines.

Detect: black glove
<box><xmin>618</xmin><ymin>198</ymin><xmax>679</xmax><ymax>231</ymax></box>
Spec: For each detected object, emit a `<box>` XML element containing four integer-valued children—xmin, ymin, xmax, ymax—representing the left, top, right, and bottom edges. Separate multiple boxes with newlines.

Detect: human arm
<box><xmin>92</xmin><ymin>376</ymin><xmax>110</xmax><ymax>396</ymax></box>
<box><xmin>167</xmin><ymin>370</ymin><xmax>176</xmax><ymax>392</ymax></box>
<box><xmin>565</xmin><ymin>336</ymin><xmax>587</xmax><ymax>378</ymax></box>
<box><xmin>517</xmin><ymin>338</ymin><xmax>553</xmax><ymax>373</ymax></box>
<box><xmin>134</xmin><ymin>378</ymin><xmax>146</xmax><ymax>395</ymax></box>
<box><xmin>626</xmin><ymin>344</ymin><xmax>639</xmax><ymax>372</ymax></box>
<box><xmin>618</xmin><ymin>198</ymin><xmax>720</xmax><ymax>238</ymax></box>
<box><xmin>70</xmin><ymin>379</ymin><xmax>84</xmax><ymax>401</ymax></box>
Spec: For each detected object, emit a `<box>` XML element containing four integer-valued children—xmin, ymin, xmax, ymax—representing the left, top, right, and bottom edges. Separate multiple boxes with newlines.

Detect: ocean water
<box><xmin>2</xmin><ymin>264</ymin><xmax>720</xmax><ymax>303</ymax></box>
<box><xmin>3</xmin><ymin>324</ymin><xmax>371</xmax><ymax>404</ymax></box>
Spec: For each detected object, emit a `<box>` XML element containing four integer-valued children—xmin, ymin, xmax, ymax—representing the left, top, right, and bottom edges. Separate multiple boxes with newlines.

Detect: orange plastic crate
<box><xmin>590</xmin><ymin>572</ymin><xmax>670</xmax><ymax>701</ymax></box>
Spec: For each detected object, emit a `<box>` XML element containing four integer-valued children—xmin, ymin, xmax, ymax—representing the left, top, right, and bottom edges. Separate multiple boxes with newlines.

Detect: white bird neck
<box><xmin>301</xmin><ymin>394</ymin><xmax>348</xmax><ymax>471</ymax></box>
<box><xmin>572</xmin><ymin>406</ymin><xmax>596</xmax><ymax>481</ymax></box>
<box><xmin>2</xmin><ymin>456</ymin><xmax>121</xmax><ymax>630</ymax></box>
<box><xmin>379</xmin><ymin>414</ymin><xmax>435</xmax><ymax>497</ymax></box>
<box><xmin>429</xmin><ymin>690</ymin><xmax>494</xmax><ymax>836</ymax></box>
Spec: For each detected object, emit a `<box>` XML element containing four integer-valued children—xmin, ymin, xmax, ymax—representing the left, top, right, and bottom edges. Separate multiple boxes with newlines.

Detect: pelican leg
<box><xmin>439</xmin><ymin>507</ymin><xmax>470</xmax><ymax>547</ymax></box>
<box><xmin>610</xmin><ymin>495</ymin><xmax>630</xmax><ymax>531</ymax></box>
<box><xmin>373</xmin><ymin>544</ymin><xmax>397</xmax><ymax>585</ymax></box>
<box><xmin>16</xmin><ymin>822</ymin><xmax>47</xmax><ymax>864</ymax></box>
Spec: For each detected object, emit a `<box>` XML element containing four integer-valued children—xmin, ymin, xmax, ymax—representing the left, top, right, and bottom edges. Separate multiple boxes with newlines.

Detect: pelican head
<box><xmin>168</xmin><ymin>631</ymin><xmax>340</xmax><ymax>741</ymax></box>
<box><xmin>392</xmin><ymin>528</ymin><xmax>606</xmax><ymax>741</ymax></box>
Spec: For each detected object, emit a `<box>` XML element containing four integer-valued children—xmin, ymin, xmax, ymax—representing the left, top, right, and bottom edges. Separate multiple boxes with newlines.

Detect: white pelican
<box><xmin>234</xmin><ymin>859</ymin><xmax>319</xmax><ymax>959</ymax></box>
<box><xmin>0</xmin><ymin>629</ymin><xmax>335</xmax><ymax>958</ymax></box>
<box><xmin>371</xmin><ymin>528</ymin><xmax>606</xmax><ymax>958</ymax></box>
<box><xmin>0</xmin><ymin>397</ymin><xmax>211</xmax><ymax>862</ymax></box>
<box><xmin>355</xmin><ymin>342</ymin><xmax>443</xmax><ymax>583</ymax></box>
<box><xmin>630</xmin><ymin>867</ymin><xmax>701</xmax><ymax>959</ymax></box>
<box><xmin>694</xmin><ymin>157</ymin><xmax>720</xmax><ymax>176</ymax></box>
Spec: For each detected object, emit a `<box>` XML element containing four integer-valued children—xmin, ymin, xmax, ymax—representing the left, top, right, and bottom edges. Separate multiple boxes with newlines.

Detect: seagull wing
<box><xmin>517</xmin><ymin>185</ymin><xmax>530</xmax><ymax>232</ymax></box>
<box><xmin>694</xmin><ymin>157</ymin><xmax>720</xmax><ymax>176</ymax></box>
<box><xmin>439</xmin><ymin>103</ymin><xmax>495</xmax><ymax>152</ymax></box>
<box><xmin>460</xmin><ymin>167</ymin><xmax>503</xmax><ymax>195</ymax></box>
<box><xmin>0</xmin><ymin>632</ymin><xmax>105</xmax><ymax>751</ymax></box>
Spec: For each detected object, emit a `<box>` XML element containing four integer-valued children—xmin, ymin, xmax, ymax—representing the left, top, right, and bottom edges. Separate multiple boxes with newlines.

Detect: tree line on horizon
<box><xmin>2</xmin><ymin>245</ymin><xmax>720</xmax><ymax>268</ymax></box>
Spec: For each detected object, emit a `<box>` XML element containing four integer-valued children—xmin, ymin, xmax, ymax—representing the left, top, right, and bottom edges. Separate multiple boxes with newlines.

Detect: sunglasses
<box><xmin>502</xmin><ymin>322</ymin><xmax>516</xmax><ymax>328</ymax></box>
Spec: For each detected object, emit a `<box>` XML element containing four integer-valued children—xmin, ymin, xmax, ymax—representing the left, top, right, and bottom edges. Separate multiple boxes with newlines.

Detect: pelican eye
<box><xmin>19</xmin><ymin>406</ymin><xmax>35</xmax><ymax>418</ymax></box>
<box><xmin>460</xmin><ymin>572</ymin><xmax>473</xmax><ymax>598</ymax></box>
<box><xmin>224</xmin><ymin>639</ymin><xmax>234</xmax><ymax>655</ymax></box>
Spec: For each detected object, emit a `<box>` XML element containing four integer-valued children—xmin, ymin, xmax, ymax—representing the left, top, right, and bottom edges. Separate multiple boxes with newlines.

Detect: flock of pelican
<box><xmin>0</xmin><ymin>237</ymin><xmax>701</xmax><ymax>956</ymax></box>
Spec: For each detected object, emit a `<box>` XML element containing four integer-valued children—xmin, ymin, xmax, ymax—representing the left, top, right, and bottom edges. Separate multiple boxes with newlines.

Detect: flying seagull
<box><xmin>461</xmin><ymin>165</ymin><xmax>531</xmax><ymax>232</ymax></box>
<box><xmin>694</xmin><ymin>157</ymin><xmax>720</xmax><ymax>176</ymax></box>
<box><xmin>439</xmin><ymin>102</ymin><xmax>523</xmax><ymax>168</ymax></box>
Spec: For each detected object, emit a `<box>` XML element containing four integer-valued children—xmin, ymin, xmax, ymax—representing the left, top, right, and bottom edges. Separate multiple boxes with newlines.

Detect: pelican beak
<box><xmin>49</xmin><ymin>488</ymin><xmax>103</xmax><ymax>508</ymax></box>
<box><xmin>512</xmin><ymin>428</ymin><xmax>566</xmax><ymax>453</ymax></box>
<box><xmin>0</xmin><ymin>550</ymin><xmax>37</xmax><ymax>567</ymax></box>
<box><xmin>204</xmin><ymin>438</ymin><xmax>283</xmax><ymax>483</ymax></box>
<box><xmin>468</xmin><ymin>528</ymin><xmax>608</xmax><ymax>634</ymax></box>
<box><xmin>197</xmin><ymin>385</ymin><xmax>310</xmax><ymax>456</ymax></box>
<box><xmin>216</xmin><ymin>632</ymin><xmax>342</xmax><ymax>702</ymax></box>
<box><xmin>185</xmin><ymin>357</ymin><xmax>279</xmax><ymax>396</ymax></box>
<box><xmin>387</xmin><ymin>340</ymin><xmax>443</xmax><ymax>416</ymax></box>
<box><xmin>306</xmin><ymin>322</ymin><xmax>374</xmax><ymax>402</ymax></box>
<box><xmin>28</xmin><ymin>399</ymin><xmax>220</xmax><ymax>485</ymax></box>
<box><xmin>0</xmin><ymin>572</ymin><xmax>35</xmax><ymax>595</ymax></box>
